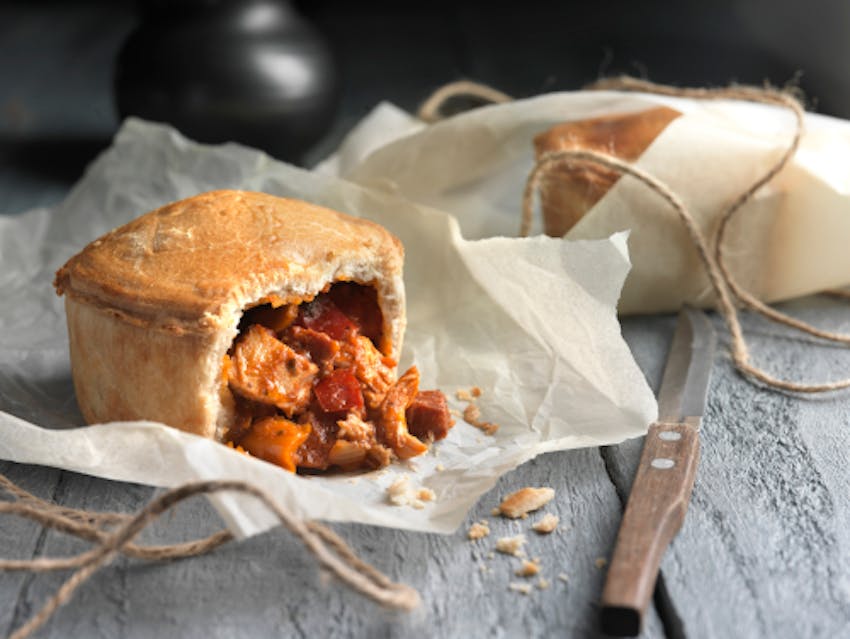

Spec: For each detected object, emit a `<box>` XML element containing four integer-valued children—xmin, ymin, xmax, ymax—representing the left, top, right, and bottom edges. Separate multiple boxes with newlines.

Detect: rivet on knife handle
<box><xmin>599</xmin><ymin>418</ymin><xmax>700</xmax><ymax>636</ymax></box>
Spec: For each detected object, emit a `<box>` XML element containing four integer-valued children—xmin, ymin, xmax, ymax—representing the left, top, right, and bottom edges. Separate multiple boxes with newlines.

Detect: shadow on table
<box><xmin>0</xmin><ymin>370</ymin><xmax>84</xmax><ymax>429</ymax></box>
<box><xmin>0</xmin><ymin>134</ymin><xmax>113</xmax><ymax>183</ymax></box>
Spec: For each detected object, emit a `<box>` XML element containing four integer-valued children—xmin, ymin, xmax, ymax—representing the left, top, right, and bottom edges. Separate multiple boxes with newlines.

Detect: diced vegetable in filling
<box><xmin>224</xmin><ymin>282</ymin><xmax>454</xmax><ymax>472</ymax></box>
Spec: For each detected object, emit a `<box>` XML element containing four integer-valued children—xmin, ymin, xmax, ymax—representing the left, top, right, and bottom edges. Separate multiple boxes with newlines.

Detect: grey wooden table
<box><xmin>2</xmin><ymin>4</ymin><xmax>850</xmax><ymax>638</ymax></box>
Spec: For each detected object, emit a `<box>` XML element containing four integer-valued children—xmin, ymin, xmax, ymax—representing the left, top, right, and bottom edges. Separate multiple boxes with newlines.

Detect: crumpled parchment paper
<box><xmin>0</xmin><ymin>118</ymin><xmax>655</xmax><ymax>535</ymax></box>
<box><xmin>320</xmin><ymin>92</ymin><xmax>850</xmax><ymax>315</ymax></box>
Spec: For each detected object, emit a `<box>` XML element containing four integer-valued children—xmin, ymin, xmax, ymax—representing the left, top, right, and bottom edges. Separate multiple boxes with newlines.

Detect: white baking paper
<box><xmin>0</xmin><ymin>119</ymin><xmax>655</xmax><ymax>535</ymax></box>
<box><xmin>329</xmin><ymin>91</ymin><xmax>850</xmax><ymax>315</ymax></box>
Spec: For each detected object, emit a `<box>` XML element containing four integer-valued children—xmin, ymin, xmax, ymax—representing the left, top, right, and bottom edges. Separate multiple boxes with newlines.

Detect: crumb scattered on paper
<box><xmin>468</xmin><ymin>521</ymin><xmax>490</xmax><ymax>540</ymax></box>
<box><xmin>496</xmin><ymin>534</ymin><xmax>527</xmax><ymax>557</ymax></box>
<box><xmin>532</xmin><ymin>512</ymin><xmax>559</xmax><ymax>534</ymax></box>
<box><xmin>490</xmin><ymin>507</ymin><xmax>501</xmax><ymax>516</ymax></box>
<box><xmin>386</xmin><ymin>476</ymin><xmax>411</xmax><ymax>505</ymax></box>
<box><xmin>499</xmin><ymin>487</ymin><xmax>555</xmax><ymax>519</ymax></box>
<box><xmin>435</xmin><ymin>463</ymin><xmax>445</xmax><ymax>472</ymax></box>
<box><xmin>595</xmin><ymin>557</ymin><xmax>608</xmax><ymax>569</ymax></box>
<box><xmin>537</xmin><ymin>578</ymin><xmax>550</xmax><ymax>590</ymax></box>
<box><xmin>462</xmin><ymin>403</ymin><xmax>499</xmax><ymax>436</ymax></box>
<box><xmin>455</xmin><ymin>386</ymin><xmax>483</xmax><ymax>402</ymax></box>
<box><xmin>558</xmin><ymin>572</ymin><xmax>569</xmax><ymax>583</ymax></box>
<box><xmin>386</xmin><ymin>475</ymin><xmax>434</xmax><ymax>509</ymax></box>
<box><xmin>509</xmin><ymin>582</ymin><xmax>533</xmax><ymax>595</ymax></box>
<box><xmin>515</xmin><ymin>559</ymin><xmax>540</xmax><ymax>577</ymax></box>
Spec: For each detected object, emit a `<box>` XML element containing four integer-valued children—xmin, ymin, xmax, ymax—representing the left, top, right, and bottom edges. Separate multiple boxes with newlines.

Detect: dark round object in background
<box><xmin>114</xmin><ymin>0</ymin><xmax>338</xmax><ymax>162</ymax></box>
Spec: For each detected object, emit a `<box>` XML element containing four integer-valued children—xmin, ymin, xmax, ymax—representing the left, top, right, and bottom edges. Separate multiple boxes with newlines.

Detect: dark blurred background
<box><xmin>2</xmin><ymin>0</ymin><xmax>848</xmax><ymax>213</ymax></box>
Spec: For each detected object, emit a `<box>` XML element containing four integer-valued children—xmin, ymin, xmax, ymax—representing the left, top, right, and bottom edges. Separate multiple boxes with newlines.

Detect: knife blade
<box><xmin>600</xmin><ymin>307</ymin><xmax>716</xmax><ymax>636</ymax></box>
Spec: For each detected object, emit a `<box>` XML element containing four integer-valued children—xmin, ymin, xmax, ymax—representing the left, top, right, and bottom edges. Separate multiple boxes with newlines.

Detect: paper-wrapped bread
<box><xmin>533</xmin><ymin>106</ymin><xmax>681</xmax><ymax>236</ymax></box>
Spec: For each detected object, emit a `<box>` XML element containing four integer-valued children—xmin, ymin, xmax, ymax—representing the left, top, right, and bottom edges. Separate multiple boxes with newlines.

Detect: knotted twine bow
<box><xmin>419</xmin><ymin>76</ymin><xmax>850</xmax><ymax>393</ymax></box>
<box><xmin>0</xmin><ymin>474</ymin><xmax>419</xmax><ymax>639</ymax></box>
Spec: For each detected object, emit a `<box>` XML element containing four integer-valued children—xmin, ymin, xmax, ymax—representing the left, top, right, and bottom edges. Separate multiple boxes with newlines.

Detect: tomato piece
<box><xmin>298</xmin><ymin>296</ymin><xmax>357</xmax><ymax>340</ymax></box>
<box><xmin>238</xmin><ymin>417</ymin><xmax>311</xmax><ymax>472</ymax></box>
<box><xmin>328</xmin><ymin>283</ymin><xmax>384</xmax><ymax>346</ymax></box>
<box><xmin>314</xmin><ymin>369</ymin><xmax>364</xmax><ymax>413</ymax></box>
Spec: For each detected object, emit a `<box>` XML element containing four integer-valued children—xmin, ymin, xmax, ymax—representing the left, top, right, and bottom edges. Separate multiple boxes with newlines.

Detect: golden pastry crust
<box><xmin>533</xmin><ymin>106</ymin><xmax>682</xmax><ymax>236</ymax></box>
<box><xmin>54</xmin><ymin>190</ymin><xmax>406</xmax><ymax>440</ymax></box>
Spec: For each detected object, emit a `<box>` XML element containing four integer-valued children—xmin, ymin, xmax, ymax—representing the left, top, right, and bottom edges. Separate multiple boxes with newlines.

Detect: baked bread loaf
<box><xmin>533</xmin><ymin>106</ymin><xmax>681</xmax><ymax>236</ymax></box>
<box><xmin>54</xmin><ymin>190</ymin><xmax>453</xmax><ymax>472</ymax></box>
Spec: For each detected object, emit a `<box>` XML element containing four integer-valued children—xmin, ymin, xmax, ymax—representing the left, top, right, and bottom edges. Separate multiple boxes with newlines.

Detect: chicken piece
<box><xmin>376</xmin><ymin>366</ymin><xmax>428</xmax><ymax>460</ymax></box>
<box><xmin>228</xmin><ymin>324</ymin><xmax>318</xmax><ymax>416</ymax></box>
<box><xmin>336</xmin><ymin>412</ymin><xmax>375</xmax><ymax>442</ymax></box>
<box><xmin>352</xmin><ymin>335</ymin><xmax>395</xmax><ymax>409</ymax></box>
<box><xmin>283</xmin><ymin>326</ymin><xmax>340</xmax><ymax>371</ymax></box>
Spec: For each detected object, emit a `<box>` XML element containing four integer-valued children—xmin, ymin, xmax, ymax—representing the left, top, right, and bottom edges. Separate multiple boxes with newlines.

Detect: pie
<box><xmin>54</xmin><ymin>190</ymin><xmax>454</xmax><ymax>472</ymax></box>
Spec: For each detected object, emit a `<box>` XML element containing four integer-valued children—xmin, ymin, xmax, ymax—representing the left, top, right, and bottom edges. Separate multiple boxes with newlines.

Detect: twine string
<box><xmin>417</xmin><ymin>80</ymin><xmax>512</xmax><ymax>123</ymax></box>
<box><xmin>524</xmin><ymin>76</ymin><xmax>850</xmax><ymax>392</ymax></box>
<box><xmin>590</xmin><ymin>77</ymin><xmax>850</xmax><ymax>345</ymax></box>
<box><xmin>1</xmin><ymin>477</ymin><xmax>419</xmax><ymax>639</ymax></box>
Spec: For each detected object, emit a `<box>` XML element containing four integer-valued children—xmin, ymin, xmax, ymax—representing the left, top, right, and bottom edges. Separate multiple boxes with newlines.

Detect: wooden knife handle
<box><xmin>600</xmin><ymin>419</ymin><xmax>700</xmax><ymax>636</ymax></box>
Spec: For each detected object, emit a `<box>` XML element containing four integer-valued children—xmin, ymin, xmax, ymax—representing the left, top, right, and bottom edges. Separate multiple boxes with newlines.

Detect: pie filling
<box><xmin>222</xmin><ymin>282</ymin><xmax>454</xmax><ymax>472</ymax></box>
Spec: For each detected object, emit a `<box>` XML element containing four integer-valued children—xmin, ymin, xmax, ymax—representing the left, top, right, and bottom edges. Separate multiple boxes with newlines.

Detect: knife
<box><xmin>600</xmin><ymin>307</ymin><xmax>716</xmax><ymax>636</ymax></box>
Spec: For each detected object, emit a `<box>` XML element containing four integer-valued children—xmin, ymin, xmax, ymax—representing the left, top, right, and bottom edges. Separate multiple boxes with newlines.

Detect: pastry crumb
<box><xmin>387</xmin><ymin>476</ymin><xmax>411</xmax><ymax>506</ymax></box>
<box><xmin>468</xmin><ymin>521</ymin><xmax>491</xmax><ymax>540</ymax></box>
<box><xmin>462</xmin><ymin>403</ymin><xmax>499</xmax><ymax>436</ymax></box>
<box><xmin>456</xmin><ymin>386</ymin><xmax>483</xmax><ymax>402</ymax></box>
<box><xmin>456</xmin><ymin>389</ymin><xmax>473</xmax><ymax>402</ymax></box>
<box><xmin>495</xmin><ymin>534</ymin><xmax>527</xmax><ymax>557</ymax></box>
<box><xmin>537</xmin><ymin>578</ymin><xmax>551</xmax><ymax>590</ymax></box>
<box><xmin>490</xmin><ymin>507</ymin><xmax>501</xmax><ymax>517</ymax></box>
<box><xmin>499</xmin><ymin>487</ymin><xmax>555</xmax><ymax>519</ymax></box>
<box><xmin>487</xmin><ymin>552</ymin><xmax>495</xmax><ymax>560</ymax></box>
<box><xmin>515</xmin><ymin>559</ymin><xmax>540</xmax><ymax>577</ymax></box>
<box><xmin>595</xmin><ymin>557</ymin><xmax>608</xmax><ymax>569</ymax></box>
<box><xmin>558</xmin><ymin>572</ymin><xmax>569</xmax><ymax>583</ymax></box>
<box><xmin>386</xmin><ymin>475</ymin><xmax>434</xmax><ymax>509</ymax></box>
<box><xmin>532</xmin><ymin>513</ymin><xmax>559</xmax><ymax>534</ymax></box>
<box><xmin>509</xmin><ymin>582</ymin><xmax>533</xmax><ymax>595</ymax></box>
<box><xmin>435</xmin><ymin>463</ymin><xmax>445</xmax><ymax>472</ymax></box>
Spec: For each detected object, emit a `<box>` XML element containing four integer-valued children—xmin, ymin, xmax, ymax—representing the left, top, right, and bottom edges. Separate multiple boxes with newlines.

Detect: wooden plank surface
<box><xmin>616</xmin><ymin>303</ymin><xmax>850</xmax><ymax>639</ymax></box>
<box><xmin>2</xmin><ymin>452</ymin><xmax>664</xmax><ymax>639</ymax></box>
